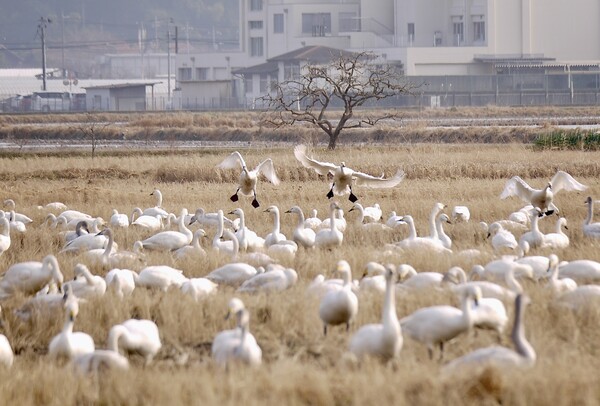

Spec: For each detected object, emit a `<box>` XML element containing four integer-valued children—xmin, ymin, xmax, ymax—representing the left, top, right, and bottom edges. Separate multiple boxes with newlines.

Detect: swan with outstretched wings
<box><xmin>294</xmin><ymin>144</ymin><xmax>404</xmax><ymax>202</ymax></box>
<box><xmin>217</xmin><ymin>151</ymin><xmax>280</xmax><ymax>208</ymax></box>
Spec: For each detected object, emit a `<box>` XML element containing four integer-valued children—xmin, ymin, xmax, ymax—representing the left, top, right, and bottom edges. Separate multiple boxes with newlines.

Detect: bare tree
<box><xmin>262</xmin><ymin>51</ymin><xmax>417</xmax><ymax>150</ymax></box>
<box><xmin>76</xmin><ymin>113</ymin><xmax>110</xmax><ymax>159</ymax></box>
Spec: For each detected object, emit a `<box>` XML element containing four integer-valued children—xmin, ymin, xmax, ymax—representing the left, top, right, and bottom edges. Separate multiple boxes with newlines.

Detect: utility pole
<box><xmin>167</xmin><ymin>18</ymin><xmax>173</xmax><ymax>107</ymax></box>
<box><xmin>38</xmin><ymin>17</ymin><xmax>52</xmax><ymax>91</ymax></box>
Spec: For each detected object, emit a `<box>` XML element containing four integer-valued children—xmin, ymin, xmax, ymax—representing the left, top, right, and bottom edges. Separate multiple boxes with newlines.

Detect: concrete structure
<box><xmin>83</xmin><ymin>82</ymin><xmax>161</xmax><ymax>111</ymax></box>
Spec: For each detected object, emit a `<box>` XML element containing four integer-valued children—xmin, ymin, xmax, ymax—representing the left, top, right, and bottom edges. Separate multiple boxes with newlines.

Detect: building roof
<box><xmin>82</xmin><ymin>82</ymin><xmax>162</xmax><ymax>90</ymax></box>
<box><xmin>268</xmin><ymin>45</ymin><xmax>357</xmax><ymax>63</ymax></box>
<box><xmin>232</xmin><ymin>61</ymin><xmax>278</xmax><ymax>75</ymax></box>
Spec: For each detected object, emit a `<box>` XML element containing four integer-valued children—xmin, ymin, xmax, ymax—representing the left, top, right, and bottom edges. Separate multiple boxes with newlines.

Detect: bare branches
<box><xmin>260</xmin><ymin>51</ymin><xmax>417</xmax><ymax>149</ymax></box>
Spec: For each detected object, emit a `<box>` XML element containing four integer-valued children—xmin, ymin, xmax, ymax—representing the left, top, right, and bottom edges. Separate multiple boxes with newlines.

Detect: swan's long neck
<box><xmin>461</xmin><ymin>294</ymin><xmax>476</xmax><ymax>328</ymax></box>
<box><xmin>131</xmin><ymin>208</ymin><xmax>142</xmax><ymax>223</ymax></box>
<box><xmin>382</xmin><ymin>271</ymin><xmax>399</xmax><ymax>336</ymax></box>
<box><xmin>511</xmin><ymin>296</ymin><xmax>535</xmax><ymax>363</ymax></box>
<box><xmin>178</xmin><ymin>213</ymin><xmax>192</xmax><ymax>241</ymax></box>
<box><xmin>107</xmin><ymin>326</ymin><xmax>124</xmax><ymax>353</ymax></box>
<box><xmin>238</xmin><ymin>211</ymin><xmax>246</xmax><ymax>229</ymax></box>
<box><xmin>271</xmin><ymin>210</ymin><xmax>281</xmax><ymax>234</ymax></box>
<box><xmin>549</xmin><ymin>259</ymin><xmax>559</xmax><ymax>281</ymax></box>
<box><xmin>329</xmin><ymin>206</ymin><xmax>337</xmax><ymax>231</ymax></box>
<box><xmin>192</xmin><ymin>230</ymin><xmax>202</xmax><ymax>249</ymax></box>
<box><xmin>228</xmin><ymin>232</ymin><xmax>240</xmax><ymax>259</ymax></box>
<box><xmin>79</xmin><ymin>266</ymin><xmax>95</xmax><ymax>285</ymax></box>
<box><xmin>354</xmin><ymin>205</ymin><xmax>365</xmax><ymax>224</ymax></box>
<box><xmin>585</xmin><ymin>200</ymin><xmax>594</xmax><ymax>226</ymax></box>
<box><xmin>155</xmin><ymin>191</ymin><xmax>163</xmax><ymax>207</ymax></box>
<box><xmin>436</xmin><ymin>217</ymin><xmax>450</xmax><ymax>245</ymax></box>
<box><xmin>531</xmin><ymin>214</ymin><xmax>542</xmax><ymax>235</ymax></box>
<box><xmin>505</xmin><ymin>267</ymin><xmax>523</xmax><ymax>294</ymax></box>
<box><xmin>103</xmin><ymin>231</ymin><xmax>114</xmax><ymax>259</ymax></box>
<box><xmin>63</xmin><ymin>314</ymin><xmax>74</xmax><ymax>335</ymax></box>
<box><xmin>295</xmin><ymin>210</ymin><xmax>306</xmax><ymax>229</ymax></box>
<box><xmin>341</xmin><ymin>269</ymin><xmax>352</xmax><ymax>287</ymax></box>
<box><xmin>429</xmin><ymin>207</ymin><xmax>441</xmax><ymax>239</ymax></box>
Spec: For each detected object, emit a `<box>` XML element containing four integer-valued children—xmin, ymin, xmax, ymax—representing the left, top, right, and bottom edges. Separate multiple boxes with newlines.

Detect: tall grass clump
<box><xmin>534</xmin><ymin>129</ymin><xmax>600</xmax><ymax>151</ymax></box>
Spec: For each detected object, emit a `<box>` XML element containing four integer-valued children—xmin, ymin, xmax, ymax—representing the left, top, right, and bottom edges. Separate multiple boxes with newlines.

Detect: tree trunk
<box><xmin>327</xmin><ymin>134</ymin><xmax>338</xmax><ymax>150</ymax></box>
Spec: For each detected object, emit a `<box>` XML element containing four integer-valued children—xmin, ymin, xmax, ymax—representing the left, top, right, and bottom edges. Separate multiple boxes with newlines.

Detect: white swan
<box><xmin>105</xmin><ymin>268</ymin><xmax>138</xmax><ymax>298</ymax></box>
<box><xmin>37</xmin><ymin>201</ymin><xmax>68</xmax><ymax>212</ymax></box>
<box><xmin>485</xmin><ymin>221</ymin><xmax>518</xmax><ymax>254</ymax></box>
<box><xmin>217</xmin><ymin>151</ymin><xmax>280</xmax><ymax>208</ymax></box>
<box><xmin>0</xmin><ymin>307</ymin><xmax>14</xmax><ymax>368</ymax></box>
<box><xmin>555</xmin><ymin>285</ymin><xmax>600</xmax><ymax>311</ymax></box>
<box><xmin>518</xmin><ymin>209</ymin><xmax>546</xmax><ymax>249</ymax></box>
<box><xmin>400</xmin><ymin>285</ymin><xmax>481</xmax><ymax>359</ymax></box>
<box><xmin>173</xmin><ymin>229</ymin><xmax>207</xmax><ymax>260</ymax></box>
<box><xmin>500</xmin><ymin>170</ymin><xmax>588</xmax><ymax>216</ymax></box>
<box><xmin>558</xmin><ymin>259</ymin><xmax>600</xmax><ymax>282</ymax></box>
<box><xmin>60</xmin><ymin>226</ymin><xmax>110</xmax><ymax>254</ymax></box>
<box><xmin>1</xmin><ymin>210</ymin><xmax>27</xmax><ymax>234</ymax></box>
<box><xmin>541</xmin><ymin>217</ymin><xmax>569</xmax><ymax>249</ymax></box>
<box><xmin>48</xmin><ymin>299</ymin><xmax>95</xmax><ymax>360</ymax></box>
<box><xmin>83</xmin><ymin>228</ymin><xmax>143</xmax><ymax>269</ymax></box>
<box><xmin>0</xmin><ymin>217</ymin><xmax>10</xmax><ymax>256</ymax></box>
<box><xmin>350</xmin><ymin>264</ymin><xmax>402</xmax><ymax>361</ymax></box>
<box><xmin>180</xmin><ymin>278</ymin><xmax>218</xmax><ymax>301</ymax></box>
<box><xmin>237</xmin><ymin>266</ymin><xmax>298</xmax><ymax>294</ymax></box>
<box><xmin>190</xmin><ymin>207</ymin><xmax>237</xmax><ymax>231</ymax></box>
<box><xmin>397</xmin><ymin>264</ymin><xmax>445</xmax><ymax>291</ymax></box>
<box><xmin>211</xmin><ymin>299</ymin><xmax>258</xmax><ymax>356</ymax></box>
<box><xmin>130</xmin><ymin>208</ymin><xmax>163</xmax><ymax>231</ymax></box>
<box><xmin>359</xmin><ymin>262</ymin><xmax>387</xmax><ymax>294</ymax></box>
<box><xmin>57</xmin><ymin>209</ymin><xmax>93</xmax><ymax>224</ymax></box>
<box><xmin>452</xmin><ymin>205</ymin><xmax>470</xmax><ymax>223</ymax></box>
<box><xmin>304</xmin><ymin>209</ymin><xmax>322</xmax><ymax>230</ymax></box>
<box><xmin>435</xmin><ymin>213</ymin><xmax>452</xmax><ymax>249</ymax></box>
<box><xmin>206</xmin><ymin>233</ymin><xmax>261</xmax><ymax>287</ymax></box>
<box><xmin>263</xmin><ymin>205</ymin><xmax>288</xmax><ymax>246</ymax></box>
<box><xmin>227</xmin><ymin>208</ymin><xmax>264</xmax><ymax>252</ymax></box>
<box><xmin>317</xmin><ymin>206</ymin><xmax>347</xmax><ymax>232</ymax></box>
<box><xmin>107</xmin><ymin>319</ymin><xmax>162</xmax><ymax>365</ymax></box>
<box><xmin>471</xmin><ymin>297</ymin><xmax>508</xmax><ymax>339</ymax></box>
<box><xmin>136</xmin><ymin>266</ymin><xmax>188</xmax><ymax>291</ymax></box>
<box><xmin>63</xmin><ymin>263</ymin><xmax>106</xmax><ymax>299</ymax></box>
<box><xmin>427</xmin><ymin>202</ymin><xmax>446</xmax><ymax>241</ymax></box>
<box><xmin>211</xmin><ymin>210</ymin><xmax>236</xmax><ymax>255</ymax></box>
<box><xmin>386</xmin><ymin>211</ymin><xmax>403</xmax><ymax>228</ymax></box>
<box><xmin>212</xmin><ymin>307</ymin><xmax>262</xmax><ymax>367</ymax></box>
<box><xmin>137</xmin><ymin>209</ymin><xmax>193</xmax><ymax>251</ymax></box>
<box><xmin>546</xmin><ymin>254</ymin><xmax>577</xmax><ymax>295</ymax></box>
<box><xmin>3</xmin><ymin>199</ymin><xmax>33</xmax><ymax>224</ymax></box>
<box><xmin>349</xmin><ymin>203</ymin><xmax>382</xmax><ymax>224</ymax></box>
<box><xmin>446</xmin><ymin>266</ymin><xmax>517</xmax><ymax>302</ymax></box>
<box><xmin>110</xmin><ymin>209</ymin><xmax>129</xmax><ymax>228</ymax></box>
<box><xmin>583</xmin><ymin>196</ymin><xmax>600</xmax><ymax>238</ymax></box>
<box><xmin>474</xmin><ymin>259</ymin><xmax>533</xmax><ymax>286</ymax></box>
<box><xmin>314</xmin><ymin>202</ymin><xmax>344</xmax><ymax>249</ymax></box>
<box><xmin>294</xmin><ymin>144</ymin><xmax>404</xmax><ymax>202</ymax></box>
<box><xmin>73</xmin><ymin>347</ymin><xmax>129</xmax><ymax>374</ymax></box>
<box><xmin>395</xmin><ymin>215</ymin><xmax>452</xmax><ymax>254</ymax></box>
<box><xmin>443</xmin><ymin>294</ymin><xmax>535</xmax><ymax>372</ymax></box>
<box><xmin>143</xmin><ymin>189</ymin><xmax>169</xmax><ymax>218</ymax></box>
<box><xmin>318</xmin><ymin>260</ymin><xmax>359</xmax><ymax>335</ymax></box>
<box><xmin>0</xmin><ymin>254</ymin><xmax>63</xmax><ymax>299</ymax></box>
<box><xmin>285</xmin><ymin>206</ymin><xmax>316</xmax><ymax>248</ymax></box>
<box><xmin>60</xmin><ymin>220</ymin><xmax>89</xmax><ymax>244</ymax></box>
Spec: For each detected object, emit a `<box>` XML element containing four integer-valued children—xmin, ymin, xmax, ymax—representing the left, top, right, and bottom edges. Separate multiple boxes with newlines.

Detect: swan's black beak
<box><xmin>486</xmin><ymin>233</ymin><xmax>491</xmax><ymax>239</ymax></box>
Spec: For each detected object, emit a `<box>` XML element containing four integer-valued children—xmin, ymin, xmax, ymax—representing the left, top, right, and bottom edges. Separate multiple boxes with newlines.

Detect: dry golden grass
<box><xmin>0</xmin><ymin>144</ymin><xmax>599</xmax><ymax>405</ymax></box>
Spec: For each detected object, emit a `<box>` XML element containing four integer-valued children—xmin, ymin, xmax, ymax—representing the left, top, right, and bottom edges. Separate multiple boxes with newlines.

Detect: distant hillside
<box><xmin>0</xmin><ymin>0</ymin><xmax>239</xmax><ymax>70</ymax></box>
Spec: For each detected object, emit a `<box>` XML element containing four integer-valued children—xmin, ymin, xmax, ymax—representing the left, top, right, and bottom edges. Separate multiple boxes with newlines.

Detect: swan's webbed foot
<box><xmin>349</xmin><ymin>192</ymin><xmax>358</xmax><ymax>203</ymax></box>
<box><xmin>230</xmin><ymin>194</ymin><xmax>239</xmax><ymax>202</ymax></box>
<box><xmin>326</xmin><ymin>189</ymin><xmax>334</xmax><ymax>199</ymax></box>
<box><xmin>323</xmin><ymin>325</ymin><xmax>328</xmax><ymax>336</ymax></box>
<box><xmin>545</xmin><ymin>209</ymin><xmax>555</xmax><ymax>216</ymax></box>
<box><xmin>251</xmin><ymin>198</ymin><xmax>260</xmax><ymax>208</ymax></box>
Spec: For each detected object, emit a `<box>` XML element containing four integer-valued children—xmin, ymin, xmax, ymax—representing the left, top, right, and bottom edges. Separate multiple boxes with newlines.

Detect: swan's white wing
<box><xmin>353</xmin><ymin>169</ymin><xmax>405</xmax><ymax>189</ymax></box>
<box><xmin>293</xmin><ymin>145</ymin><xmax>337</xmax><ymax>176</ymax></box>
<box><xmin>255</xmin><ymin>159</ymin><xmax>280</xmax><ymax>185</ymax></box>
<box><xmin>500</xmin><ymin>176</ymin><xmax>534</xmax><ymax>202</ymax></box>
<box><xmin>550</xmin><ymin>171</ymin><xmax>588</xmax><ymax>193</ymax></box>
<box><xmin>216</xmin><ymin>151</ymin><xmax>245</xmax><ymax>170</ymax></box>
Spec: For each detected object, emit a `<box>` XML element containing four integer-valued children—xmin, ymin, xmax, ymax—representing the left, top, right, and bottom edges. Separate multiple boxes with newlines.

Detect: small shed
<box><xmin>83</xmin><ymin>82</ymin><xmax>161</xmax><ymax>111</ymax></box>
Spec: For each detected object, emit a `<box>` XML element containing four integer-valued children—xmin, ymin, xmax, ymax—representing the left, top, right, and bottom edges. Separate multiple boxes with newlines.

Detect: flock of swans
<box><xmin>0</xmin><ymin>145</ymin><xmax>598</xmax><ymax>378</ymax></box>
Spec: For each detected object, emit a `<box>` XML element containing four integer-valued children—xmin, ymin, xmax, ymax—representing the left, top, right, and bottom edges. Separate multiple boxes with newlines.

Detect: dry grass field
<box><xmin>0</xmin><ymin>143</ymin><xmax>599</xmax><ymax>405</ymax></box>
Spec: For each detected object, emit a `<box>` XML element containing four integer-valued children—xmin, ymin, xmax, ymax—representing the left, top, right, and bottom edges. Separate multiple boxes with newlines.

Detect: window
<box><xmin>250</xmin><ymin>37</ymin><xmax>263</xmax><ymax>57</ymax></box>
<box><xmin>249</xmin><ymin>20</ymin><xmax>263</xmax><ymax>30</ymax></box>
<box><xmin>302</xmin><ymin>13</ymin><xmax>331</xmax><ymax>36</ymax></box>
<box><xmin>250</xmin><ymin>0</ymin><xmax>262</xmax><ymax>11</ymax></box>
<box><xmin>339</xmin><ymin>12</ymin><xmax>359</xmax><ymax>32</ymax></box>
<box><xmin>244</xmin><ymin>76</ymin><xmax>254</xmax><ymax>93</ymax></box>
<box><xmin>260</xmin><ymin>73</ymin><xmax>268</xmax><ymax>93</ymax></box>
<box><xmin>473</xmin><ymin>16</ymin><xmax>485</xmax><ymax>42</ymax></box>
<box><xmin>196</xmin><ymin>67</ymin><xmax>208</xmax><ymax>80</ymax></box>
<box><xmin>273</xmin><ymin>13</ymin><xmax>284</xmax><ymax>33</ymax></box>
<box><xmin>284</xmin><ymin>63</ymin><xmax>300</xmax><ymax>80</ymax></box>
<box><xmin>407</xmin><ymin>23</ymin><xmax>415</xmax><ymax>43</ymax></box>
<box><xmin>453</xmin><ymin>21</ymin><xmax>464</xmax><ymax>45</ymax></box>
<box><xmin>178</xmin><ymin>67</ymin><xmax>192</xmax><ymax>81</ymax></box>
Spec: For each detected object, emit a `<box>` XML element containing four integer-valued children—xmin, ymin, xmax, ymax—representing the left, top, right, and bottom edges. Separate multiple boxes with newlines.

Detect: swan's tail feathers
<box><xmin>551</xmin><ymin>171</ymin><xmax>589</xmax><ymax>193</ymax></box>
<box><xmin>216</xmin><ymin>151</ymin><xmax>245</xmax><ymax>170</ymax></box>
<box><xmin>354</xmin><ymin>169</ymin><xmax>405</xmax><ymax>189</ymax></box>
<box><xmin>500</xmin><ymin>176</ymin><xmax>534</xmax><ymax>202</ymax></box>
<box><xmin>256</xmin><ymin>158</ymin><xmax>280</xmax><ymax>185</ymax></box>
